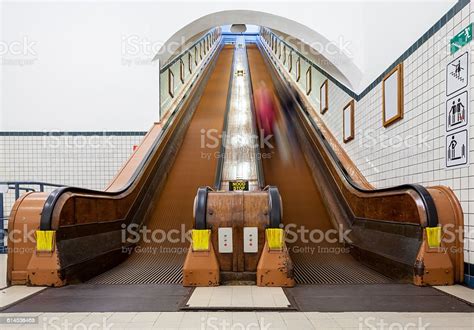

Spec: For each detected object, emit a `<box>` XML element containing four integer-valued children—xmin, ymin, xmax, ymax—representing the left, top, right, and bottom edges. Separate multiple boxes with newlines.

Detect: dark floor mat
<box><xmin>2</xmin><ymin>284</ymin><xmax>190</xmax><ymax>312</ymax></box>
<box><xmin>285</xmin><ymin>284</ymin><xmax>474</xmax><ymax>312</ymax></box>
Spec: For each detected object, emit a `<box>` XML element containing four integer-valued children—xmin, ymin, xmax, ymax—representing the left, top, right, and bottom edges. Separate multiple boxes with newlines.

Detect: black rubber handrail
<box><xmin>39</xmin><ymin>41</ymin><xmax>224</xmax><ymax>231</ymax></box>
<box><xmin>257</xmin><ymin>39</ymin><xmax>438</xmax><ymax>228</ymax></box>
<box><xmin>194</xmin><ymin>187</ymin><xmax>211</xmax><ymax>230</ymax></box>
<box><xmin>267</xmin><ymin>186</ymin><xmax>282</xmax><ymax>228</ymax></box>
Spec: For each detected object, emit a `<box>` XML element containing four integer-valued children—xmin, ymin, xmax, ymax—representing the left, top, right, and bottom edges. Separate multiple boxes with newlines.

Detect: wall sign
<box><xmin>445</xmin><ymin>51</ymin><xmax>470</xmax><ymax>169</ymax></box>
<box><xmin>446</xmin><ymin>130</ymin><xmax>468</xmax><ymax>168</ymax></box>
<box><xmin>446</xmin><ymin>52</ymin><xmax>468</xmax><ymax>96</ymax></box>
<box><xmin>446</xmin><ymin>91</ymin><xmax>468</xmax><ymax>131</ymax></box>
<box><xmin>450</xmin><ymin>23</ymin><xmax>472</xmax><ymax>54</ymax></box>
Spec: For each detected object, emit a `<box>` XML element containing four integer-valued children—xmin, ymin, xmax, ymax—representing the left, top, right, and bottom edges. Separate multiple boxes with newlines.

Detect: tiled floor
<box><xmin>434</xmin><ymin>285</ymin><xmax>474</xmax><ymax>304</ymax></box>
<box><xmin>186</xmin><ymin>286</ymin><xmax>291</xmax><ymax>308</ymax></box>
<box><xmin>0</xmin><ymin>286</ymin><xmax>46</xmax><ymax>310</ymax></box>
<box><xmin>0</xmin><ymin>311</ymin><xmax>472</xmax><ymax>329</ymax></box>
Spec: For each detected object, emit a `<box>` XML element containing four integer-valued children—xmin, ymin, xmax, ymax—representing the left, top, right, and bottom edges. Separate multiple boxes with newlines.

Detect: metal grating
<box><xmin>89</xmin><ymin>251</ymin><xmax>184</xmax><ymax>285</ymax></box>
<box><xmin>291</xmin><ymin>247</ymin><xmax>391</xmax><ymax>285</ymax></box>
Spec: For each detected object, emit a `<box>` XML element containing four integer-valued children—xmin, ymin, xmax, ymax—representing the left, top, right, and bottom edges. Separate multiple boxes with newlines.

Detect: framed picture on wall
<box><xmin>180</xmin><ymin>59</ymin><xmax>185</xmax><ymax>84</ymax></box>
<box><xmin>306</xmin><ymin>67</ymin><xmax>312</xmax><ymax>95</ymax></box>
<box><xmin>343</xmin><ymin>100</ymin><xmax>355</xmax><ymax>143</ymax></box>
<box><xmin>382</xmin><ymin>63</ymin><xmax>404</xmax><ymax>127</ymax></box>
<box><xmin>320</xmin><ymin>79</ymin><xmax>328</xmax><ymax>114</ymax></box>
<box><xmin>168</xmin><ymin>69</ymin><xmax>174</xmax><ymax>98</ymax></box>
<box><xmin>296</xmin><ymin>57</ymin><xmax>301</xmax><ymax>82</ymax></box>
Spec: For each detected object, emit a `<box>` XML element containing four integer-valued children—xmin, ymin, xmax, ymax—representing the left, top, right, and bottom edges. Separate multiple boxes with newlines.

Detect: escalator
<box><xmin>88</xmin><ymin>46</ymin><xmax>235</xmax><ymax>285</ymax></box>
<box><xmin>247</xmin><ymin>46</ymin><xmax>390</xmax><ymax>284</ymax></box>
<box><xmin>246</xmin><ymin>44</ymin><xmax>464</xmax><ymax>286</ymax></box>
<box><xmin>7</xmin><ymin>40</ymin><xmax>463</xmax><ymax>288</ymax></box>
<box><xmin>7</xmin><ymin>44</ymin><xmax>235</xmax><ymax>286</ymax></box>
<box><xmin>248</xmin><ymin>46</ymin><xmax>390</xmax><ymax>284</ymax></box>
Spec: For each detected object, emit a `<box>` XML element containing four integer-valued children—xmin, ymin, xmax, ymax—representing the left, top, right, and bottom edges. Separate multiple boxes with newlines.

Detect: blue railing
<box><xmin>0</xmin><ymin>181</ymin><xmax>64</xmax><ymax>253</ymax></box>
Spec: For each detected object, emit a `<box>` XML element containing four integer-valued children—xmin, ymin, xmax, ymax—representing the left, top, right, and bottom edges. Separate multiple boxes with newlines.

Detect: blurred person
<box><xmin>275</xmin><ymin>84</ymin><xmax>302</xmax><ymax>160</ymax></box>
<box><xmin>272</xmin><ymin>103</ymin><xmax>293</xmax><ymax>165</ymax></box>
<box><xmin>254</xmin><ymin>81</ymin><xmax>276</xmax><ymax>137</ymax></box>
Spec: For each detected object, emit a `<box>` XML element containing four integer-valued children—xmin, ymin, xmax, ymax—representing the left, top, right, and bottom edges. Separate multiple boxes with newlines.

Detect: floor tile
<box><xmin>0</xmin><ymin>286</ymin><xmax>46</xmax><ymax>309</ymax></box>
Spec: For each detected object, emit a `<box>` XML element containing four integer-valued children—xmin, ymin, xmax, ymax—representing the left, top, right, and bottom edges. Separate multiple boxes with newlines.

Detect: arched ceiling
<box><xmin>155</xmin><ymin>10</ymin><xmax>361</xmax><ymax>90</ymax></box>
<box><xmin>152</xmin><ymin>1</ymin><xmax>457</xmax><ymax>94</ymax></box>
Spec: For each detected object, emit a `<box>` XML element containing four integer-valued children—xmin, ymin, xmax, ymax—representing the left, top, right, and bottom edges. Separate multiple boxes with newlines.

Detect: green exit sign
<box><xmin>451</xmin><ymin>23</ymin><xmax>472</xmax><ymax>54</ymax></box>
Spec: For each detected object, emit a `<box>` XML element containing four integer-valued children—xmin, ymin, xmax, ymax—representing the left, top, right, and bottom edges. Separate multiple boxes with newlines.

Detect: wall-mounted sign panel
<box><xmin>446</xmin><ymin>91</ymin><xmax>468</xmax><ymax>132</ymax></box>
<box><xmin>450</xmin><ymin>23</ymin><xmax>472</xmax><ymax>54</ymax></box>
<box><xmin>446</xmin><ymin>130</ymin><xmax>469</xmax><ymax>168</ymax></box>
<box><xmin>446</xmin><ymin>52</ymin><xmax>468</xmax><ymax>96</ymax></box>
<box><xmin>445</xmin><ymin>51</ymin><xmax>470</xmax><ymax>170</ymax></box>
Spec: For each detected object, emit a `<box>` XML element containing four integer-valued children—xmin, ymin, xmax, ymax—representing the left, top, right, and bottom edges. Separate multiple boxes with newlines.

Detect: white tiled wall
<box><xmin>261</xmin><ymin>3</ymin><xmax>474</xmax><ymax>269</ymax></box>
<box><xmin>0</xmin><ymin>133</ymin><xmax>145</xmax><ymax>218</ymax></box>
<box><xmin>0</xmin><ymin>29</ymin><xmax>223</xmax><ymax>227</ymax></box>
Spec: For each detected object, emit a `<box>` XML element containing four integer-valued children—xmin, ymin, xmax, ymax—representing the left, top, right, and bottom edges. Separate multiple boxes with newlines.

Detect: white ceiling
<box><xmin>155</xmin><ymin>1</ymin><xmax>459</xmax><ymax>93</ymax></box>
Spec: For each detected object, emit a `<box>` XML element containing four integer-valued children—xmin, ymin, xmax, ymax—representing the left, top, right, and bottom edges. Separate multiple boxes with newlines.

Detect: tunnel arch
<box><xmin>154</xmin><ymin>10</ymin><xmax>362</xmax><ymax>90</ymax></box>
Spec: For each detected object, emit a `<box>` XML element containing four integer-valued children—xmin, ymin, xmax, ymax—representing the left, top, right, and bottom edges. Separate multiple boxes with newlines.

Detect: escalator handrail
<box><xmin>267</xmin><ymin>186</ymin><xmax>282</xmax><ymax>228</ymax></box>
<box><xmin>39</xmin><ymin>41</ymin><xmax>224</xmax><ymax>231</ymax></box>
<box><xmin>257</xmin><ymin>39</ymin><xmax>438</xmax><ymax>228</ymax></box>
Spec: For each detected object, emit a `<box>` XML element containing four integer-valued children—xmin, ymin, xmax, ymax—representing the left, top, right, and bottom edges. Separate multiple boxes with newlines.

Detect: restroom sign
<box><xmin>446</xmin><ymin>52</ymin><xmax>469</xmax><ymax>96</ymax></box>
<box><xmin>446</xmin><ymin>91</ymin><xmax>468</xmax><ymax>131</ymax></box>
<box><xmin>446</xmin><ymin>130</ymin><xmax>469</xmax><ymax>168</ymax></box>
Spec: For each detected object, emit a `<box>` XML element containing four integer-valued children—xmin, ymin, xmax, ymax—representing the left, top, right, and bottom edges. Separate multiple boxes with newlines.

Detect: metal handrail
<box><xmin>0</xmin><ymin>181</ymin><xmax>65</xmax><ymax>200</ymax></box>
